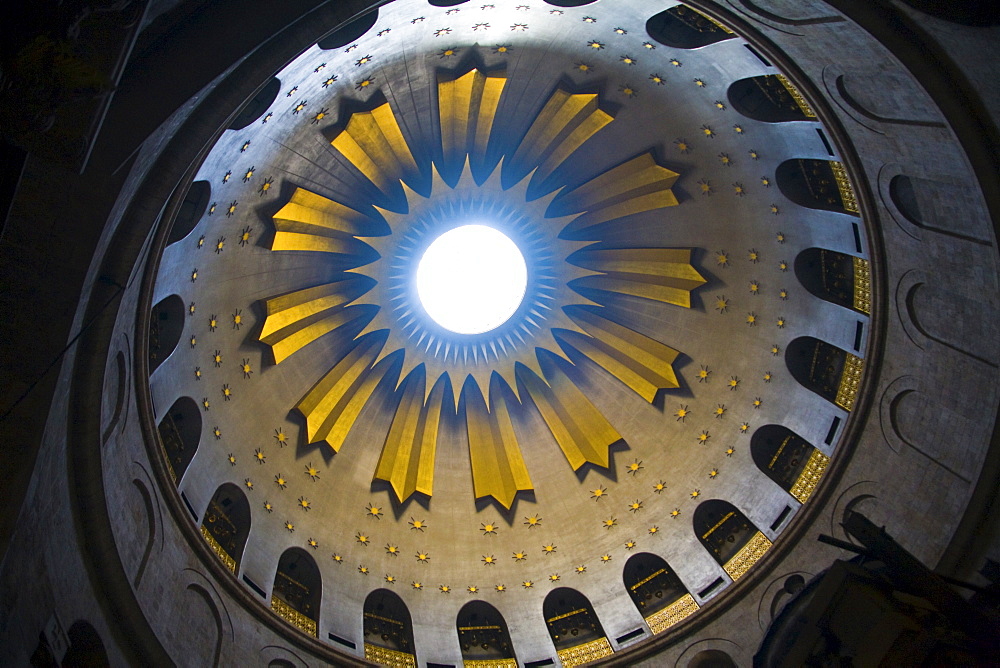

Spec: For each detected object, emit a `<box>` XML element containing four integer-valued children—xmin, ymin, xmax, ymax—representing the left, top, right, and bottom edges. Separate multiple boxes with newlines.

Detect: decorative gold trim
<box><xmin>200</xmin><ymin>524</ymin><xmax>236</xmax><ymax>573</ymax></box>
<box><xmin>723</xmin><ymin>531</ymin><xmax>772</xmax><ymax>581</ymax></box>
<box><xmin>463</xmin><ymin>660</ymin><xmax>517</xmax><ymax>668</ymax></box>
<box><xmin>691</xmin><ymin>6</ymin><xmax>736</xmax><ymax>34</ymax></box>
<box><xmin>645</xmin><ymin>593</ymin><xmax>699</xmax><ymax>634</ymax></box>
<box><xmin>852</xmin><ymin>256</ymin><xmax>871</xmax><ymax>315</ymax></box>
<box><xmin>271</xmin><ymin>596</ymin><xmax>317</xmax><ymax>637</ymax></box>
<box><xmin>834</xmin><ymin>352</ymin><xmax>864</xmax><ymax>412</ymax></box>
<box><xmin>364</xmin><ymin>643</ymin><xmax>416</xmax><ymax>668</ymax></box>
<box><xmin>776</xmin><ymin>74</ymin><xmax>817</xmax><ymax>119</ymax></box>
<box><xmin>830</xmin><ymin>161</ymin><xmax>859</xmax><ymax>214</ymax></box>
<box><xmin>789</xmin><ymin>449</ymin><xmax>830</xmax><ymax>503</ymax></box>
<box><xmin>556</xmin><ymin>637</ymin><xmax>614</xmax><ymax>668</ymax></box>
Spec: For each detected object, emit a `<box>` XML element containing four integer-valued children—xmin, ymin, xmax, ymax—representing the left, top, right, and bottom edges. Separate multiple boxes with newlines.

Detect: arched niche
<box><xmin>201</xmin><ymin>482</ymin><xmax>251</xmax><ymax>573</ymax></box>
<box><xmin>785</xmin><ymin>336</ymin><xmax>864</xmax><ymax>412</ymax></box>
<box><xmin>543</xmin><ymin>588</ymin><xmax>613</xmax><ymax>663</ymax></box>
<box><xmin>228</xmin><ymin>78</ymin><xmax>280</xmax><ymax>130</ymax></box>
<box><xmin>148</xmin><ymin>294</ymin><xmax>185</xmax><ymax>374</ymax></box>
<box><xmin>693</xmin><ymin>500</ymin><xmax>772</xmax><ymax>581</ymax></box>
<box><xmin>317</xmin><ymin>9</ymin><xmax>379</xmax><ymax>50</ymax></box>
<box><xmin>456</xmin><ymin>600</ymin><xmax>516</xmax><ymax>664</ymax></box>
<box><xmin>688</xmin><ymin>649</ymin><xmax>737</xmax><ymax>668</ymax></box>
<box><xmin>775</xmin><ymin>159</ymin><xmax>859</xmax><ymax>216</ymax></box>
<box><xmin>272</xmin><ymin>548</ymin><xmax>321</xmax><ymax>637</ymax></box>
<box><xmin>363</xmin><ymin>588</ymin><xmax>416</xmax><ymax>666</ymax></box>
<box><xmin>728</xmin><ymin>75</ymin><xmax>816</xmax><ymax>123</ymax></box>
<box><xmin>646</xmin><ymin>5</ymin><xmax>735</xmax><ymax>49</ymax></box>
<box><xmin>751</xmin><ymin>425</ymin><xmax>830</xmax><ymax>503</ymax></box>
<box><xmin>623</xmin><ymin>552</ymin><xmax>699</xmax><ymax>634</ymax></box>
<box><xmin>63</xmin><ymin>620</ymin><xmax>110</xmax><ymax>667</ymax></box>
<box><xmin>157</xmin><ymin>396</ymin><xmax>201</xmax><ymax>484</ymax></box>
<box><xmin>544</xmin><ymin>0</ymin><xmax>597</xmax><ymax>6</ymax></box>
<box><xmin>167</xmin><ymin>180</ymin><xmax>210</xmax><ymax>245</ymax></box>
<box><xmin>794</xmin><ymin>248</ymin><xmax>871</xmax><ymax>315</ymax></box>
<box><xmin>428</xmin><ymin>0</ymin><xmax>470</xmax><ymax>7</ymax></box>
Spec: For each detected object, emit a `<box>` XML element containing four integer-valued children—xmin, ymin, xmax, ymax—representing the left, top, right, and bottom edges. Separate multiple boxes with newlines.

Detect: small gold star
<box><xmin>715</xmin><ymin>296</ymin><xmax>729</xmax><ymax>313</ymax></box>
<box><xmin>709</xmin><ymin>468</ymin><xmax>719</xmax><ymax>478</ymax></box>
<box><xmin>675</xmin><ymin>405</ymin><xmax>690</xmax><ymax>421</ymax></box>
<box><xmin>603</xmin><ymin>517</ymin><xmax>618</xmax><ymax>529</ymax></box>
<box><xmin>650</xmin><ymin>73</ymin><xmax>664</xmax><ymax>85</ymax></box>
<box><xmin>746</xmin><ymin>312</ymin><xmax>757</xmax><ymax>325</ymax></box>
<box><xmin>213</xmin><ymin>351</ymin><xmax>222</xmax><ymax>367</ymax></box>
<box><xmin>719</xmin><ymin>152</ymin><xmax>732</xmax><ymax>166</ymax></box>
<box><xmin>195</xmin><ymin>367</ymin><xmax>202</xmax><ymax>380</ymax></box>
<box><xmin>753</xmin><ymin>397</ymin><xmax>763</xmax><ymax>409</ymax></box>
<box><xmin>201</xmin><ymin>398</ymin><xmax>210</xmax><ymax>410</ymax></box>
<box><xmin>734</xmin><ymin>124</ymin><xmax>745</xmax><ymax>133</ymax></box>
<box><xmin>729</xmin><ymin>376</ymin><xmax>741</xmax><ymax>390</ymax></box>
<box><xmin>366</xmin><ymin>503</ymin><xmax>383</xmax><ymax>519</ymax></box>
<box><xmin>522</xmin><ymin>580</ymin><xmax>533</xmax><ymax>588</ymax></box>
<box><xmin>694</xmin><ymin>78</ymin><xmax>706</xmax><ymax>87</ymax></box>
<box><xmin>409</xmin><ymin>518</ymin><xmax>426</xmax><ymax>531</ymax></box>
<box><xmin>776</xmin><ymin>232</ymin><xmax>786</xmax><ymax>243</ymax></box>
<box><xmin>222</xmin><ymin>384</ymin><xmax>232</xmax><ymax>400</ymax></box>
<box><xmin>670</xmin><ymin>58</ymin><xmax>682</xmax><ymax>67</ymax></box>
<box><xmin>542</xmin><ymin>544</ymin><xmax>557</xmax><ymax>554</ymax></box>
<box><xmin>274</xmin><ymin>474</ymin><xmax>286</xmax><ymax>489</ymax></box>
<box><xmin>524</xmin><ymin>515</ymin><xmax>542</xmax><ymax>528</ymax></box>
<box><xmin>305</xmin><ymin>463</ymin><xmax>319</xmax><ymax>480</ymax></box>
<box><xmin>384</xmin><ymin>574</ymin><xmax>395</xmax><ymax>583</ymax></box>
<box><xmin>749</xmin><ymin>281</ymin><xmax>760</xmax><ymax>295</ymax></box>
<box><xmin>332</xmin><ymin>554</ymin><xmax>343</xmax><ymax>563</ymax></box>
<box><xmin>254</xmin><ymin>448</ymin><xmax>265</xmax><ymax>463</ymax></box>
<box><xmin>549</xmin><ymin>574</ymin><xmax>560</xmax><ymax>582</ymax></box>
<box><xmin>274</xmin><ymin>429</ymin><xmax>288</xmax><ymax>446</ymax></box>
<box><xmin>628</xmin><ymin>500</ymin><xmax>643</xmax><ymax>513</ymax></box>
<box><xmin>627</xmin><ymin>460</ymin><xmax>643</xmax><ymax>475</ymax></box>
<box><xmin>777</xmin><ymin>317</ymin><xmax>787</xmax><ymax>328</ymax></box>
<box><xmin>512</xmin><ymin>551</ymin><xmax>527</xmax><ymax>562</ymax></box>
<box><xmin>625</xmin><ymin>540</ymin><xmax>637</xmax><ymax>549</ymax></box>
<box><xmin>480</xmin><ymin>523</ymin><xmax>498</xmax><ymax>535</ymax></box>
<box><xmin>575</xmin><ymin>62</ymin><xmax>593</xmax><ymax>73</ymax></box>
<box><xmin>697</xmin><ymin>431</ymin><xmax>710</xmax><ymax>444</ymax></box>
<box><xmin>575</xmin><ymin>565</ymin><xmax>587</xmax><ymax>574</ymax></box>
<box><xmin>600</xmin><ymin>554</ymin><xmax>612</xmax><ymax>563</ymax></box>
<box><xmin>588</xmin><ymin>40</ymin><xmax>604</xmax><ymax>49</ymax></box>
<box><xmin>439</xmin><ymin>584</ymin><xmax>451</xmax><ymax>593</ymax></box>
<box><xmin>771</xmin><ymin>204</ymin><xmax>780</xmax><ymax>214</ymax></box>
<box><xmin>748</xmin><ymin>249</ymin><xmax>760</xmax><ymax>263</ymax></box>
<box><xmin>726</xmin><ymin>447</ymin><xmax>736</xmax><ymax>457</ymax></box>
<box><xmin>467</xmin><ymin>585</ymin><xmax>479</xmax><ymax>593</ymax></box>
<box><xmin>779</xmin><ymin>288</ymin><xmax>789</xmax><ymax>299</ymax></box>
<box><xmin>495</xmin><ymin>584</ymin><xmax>506</xmax><ymax>592</ymax></box>
<box><xmin>307</xmin><ymin>538</ymin><xmax>318</xmax><ymax>548</ymax></box>
<box><xmin>356</xmin><ymin>533</ymin><xmax>369</xmax><ymax>545</ymax></box>
<box><xmin>213</xmin><ymin>427</ymin><xmax>222</xmax><ymax>439</ymax></box>
<box><xmin>715</xmin><ymin>404</ymin><xmax>727</xmax><ymax>418</ymax></box>
<box><xmin>699</xmin><ymin>179</ymin><xmax>713</xmax><ymax>194</ymax></box>
<box><xmin>228</xmin><ymin>454</ymin><xmax>236</xmax><ymax>466</ymax></box>
<box><xmin>690</xmin><ymin>489</ymin><xmax>701</xmax><ymax>498</ymax></box>
<box><xmin>591</xmin><ymin>487</ymin><xmax>607</xmax><ymax>500</ymax></box>
<box><xmin>244</xmin><ymin>478</ymin><xmax>253</xmax><ymax>490</ymax></box>
<box><xmin>697</xmin><ymin>366</ymin><xmax>711</xmax><ymax>382</ymax></box>
<box><xmin>649</xmin><ymin>525</ymin><xmax>660</xmax><ymax>534</ymax></box>
<box><xmin>411</xmin><ymin>582</ymin><xmax>423</xmax><ymax>589</ymax></box>
<box><xmin>670</xmin><ymin>508</ymin><xmax>681</xmax><ymax>518</ymax></box>
<box><xmin>284</xmin><ymin>520</ymin><xmax>294</xmax><ymax>531</ymax></box>
<box><xmin>385</xmin><ymin>544</ymin><xmax>399</xmax><ymax>556</ymax></box>
<box><xmin>358</xmin><ymin>565</ymin><xmax>368</xmax><ymax>574</ymax></box>
<box><xmin>415</xmin><ymin>552</ymin><xmax>430</xmax><ymax>563</ymax></box>
<box><xmin>771</xmin><ymin>345</ymin><xmax>780</xmax><ymax>356</ymax></box>
<box><xmin>715</xmin><ymin>100</ymin><xmax>726</xmax><ymax>110</ymax></box>
<box><xmin>482</xmin><ymin>555</ymin><xmax>496</xmax><ymax>565</ymax></box>
<box><xmin>241</xmin><ymin>360</ymin><xmax>252</xmax><ymax>378</ymax></box>
<box><xmin>761</xmin><ymin>176</ymin><xmax>771</xmax><ymax>187</ymax></box>
<box><xmin>740</xmin><ymin>422</ymin><xmax>750</xmax><ymax>433</ymax></box>
<box><xmin>715</xmin><ymin>252</ymin><xmax>729</xmax><ymax>267</ymax></box>
<box><xmin>764</xmin><ymin>371</ymin><xmax>773</xmax><ymax>383</ymax></box>
<box><xmin>653</xmin><ymin>481</ymin><xmax>666</xmax><ymax>494</ymax></box>
<box><xmin>675</xmin><ymin>138</ymin><xmax>690</xmax><ymax>153</ymax></box>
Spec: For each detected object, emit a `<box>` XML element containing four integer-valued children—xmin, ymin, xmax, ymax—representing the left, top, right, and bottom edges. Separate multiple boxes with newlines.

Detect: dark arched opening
<box><xmin>272</xmin><ymin>547</ymin><xmax>320</xmax><ymax>637</ymax></box>
<box><xmin>623</xmin><ymin>552</ymin><xmax>698</xmax><ymax>634</ymax></box>
<box><xmin>62</xmin><ymin>620</ymin><xmax>110</xmax><ymax>667</ymax></box>
<box><xmin>544</xmin><ymin>0</ymin><xmax>597</xmax><ymax>6</ymax></box>
<box><xmin>543</xmin><ymin>587</ymin><xmax>612</xmax><ymax>662</ymax></box>
<box><xmin>456</xmin><ymin>600</ymin><xmax>516</xmax><ymax>664</ymax></box>
<box><xmin>689</xmin><ymin>649</ymin><xmax>738</xmax><ymax>668</ymax></box>
<box><xmin>794</xmin><ymin>248</ymin><xmax>871</xmax><ymax>315</ymax></box>
<box><xmin>317</xmin><ymin>9</ymin><xmax>380</xmax><ymax>50</ymax></box>
<box><xmin>157</xmin><ymin>396</ymin><xmax>201</xmax><ymax>484</ymax></box>
<box><xmin>785</xmin><ymin>336</ymin><xmax>863</xmax><ymax>411</ymax></box>
<box><xmin>728</xmin><ymin>75</ymin><xmax>816</xmax><ymax>122</ymax></box>
<box><xmin>167</xmin><ymin>179</ymin><xmax>210</xmax><ymax>245</ymax></box>
<box><xmin>363</xmin><ymin>588</ymin><xmax>416</xmax><ymax>665</ymax></box>
<box><xmin>751</xmin><ymin>425</ymin><xmax>829</xmax><ymax>503</ymax></box>
<box><xmin>148</xmin><ymin>294</ymin><xmax>185</xmax><ymax>374</ymax></box>
<box><xmin>201</xmin><ymin>482</ymin><xmax>251</xmax><ymax>573</ymax></box>
<box><xmin>228</xmin><ymin>78</ymin><xmax>280</xmax><ymax>130</ymax></box>
<box><xmin>775</xmin><ymin>159</ymin><xmax>859</xmax><ymax>216</ymax></box>
<box><xmin>646</xmin><ymin>5</ymin><xmax>735</xmax><ymax>49</ymax></box>
<box><xmin>693</xmin><ymin>500</ymin><xmax>771</xmax><ymax>581</ymax></box>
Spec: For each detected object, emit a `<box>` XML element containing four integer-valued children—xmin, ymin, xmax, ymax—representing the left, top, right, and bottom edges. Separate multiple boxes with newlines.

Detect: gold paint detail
<box><xmin>295</xmin><ymin>334</ymin><xmax>394</xmax><ymax>452</ymax></box>
<box><xmin>835</xmin><ymin>352</ymin><xmax>864</xmax><ymax>412</ymax></box>
<box><xmin>557</xmin><ymin>153</ymin><xmax>679</xmax><ymax>238</ymax></box>
<box><xmin>723</xmin><ymin>531</ymin><xmax>773</xmax><ymax>581</ymax></box>
<box><xmin>270</xmin><ymin>188</ymin><xmax>378</xmax><ymax>255</ymax></box>
<box><xmin>556</xmin><ymin>637</ymin><xmax>614</xmax><ymax>668</ymax></box>
<box><xmin>645</xmin><ymin>593</ymin><xmax>699</xmax><ymax>634</ymax></box>
<box><xmin>852</xmin><ymin>256</ymin><xmax>871</xmax><ymax>315</ymax></box>
<box><xmin>465</xmin><ymin>376</ymin><xmax>533</xmax><ymax>509</ymax></box>
<box><xmin>330</xmin><ymin>103</ymin><xmax>419</xmax><ymax>195</ymax></box>
<box><xmin>438</xmin><ymin>69</ymin><xmax>507</xmax><ymax>169</ymax></box>
<box><xmin>463</xmin><ymin>660</ymin><xmax>517</xmax><ymax>668</ymax></box>
<box><xmin>200</xmin><ymin>524</ymin><xmax>236</xmax><ymax>573</ymax></box>
<box><xmin>789</xmin><ymin>449</ymin><xmax>830</xmax><ymax>504</ymax></box>
<box><xmin>364</xmin><ymin>643</ymin><xmax>416</xmax><ymax>668</ymax></box>
<box><xmin>507</xmin><ymin>88</ymin><xmax>614</xmax><ymax>187</ymax></box>
<box><xmin>374</xmin><ymin>370</ymin><xmax>446</xmax><ymax>503</ymax></box>
<box><xmin>776</xmin><ymin>74</ymin><xmax>817</xmax><ymax>119</ymax></box>
<box><xmin>271</xmin><ymin>596</ymin><xmax>317</xmax><ymax>637</ymax></box>
<box><xmin>570</xmin><ymin>248</ymin><xmax>707</xmax><ymax>307</ymax></box>
<box><xmin>830</xmin><ymin>160</ymin><xmax>859</xmax><ymax>214</ymax></box>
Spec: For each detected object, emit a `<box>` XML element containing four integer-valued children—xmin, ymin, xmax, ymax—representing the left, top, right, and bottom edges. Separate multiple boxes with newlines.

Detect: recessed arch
<box><xmin>201</xmin><ymin>482</ymin><xmax>251</xmax><ymax>573</ymax></box>
<box><xmin>229</xmin><ymin>78</ymin><xmax>280</xmax><ymax>130</ymax></box>
<box><xmin>785</xmin><ymin>336</ymin><xmax>864</xmax><ymax>411</ymax></box>
<box><xmin>623</xmin><ymin>552</ymin><xmax>699</xmax><ymax>634</ymax></box>
<box><xmin>728</xmin><ymin>75</ymin><xmax>816</xmax><ymax>123</ymax></box>
<box><xmin>693</xmin><ymin>500</ymin><xmax>772</xmax><ymax>581</ymax></box>
<box><xmin>750</xmin><ymin>425</ymin><xmax>829</xmax><ymax>503</ymax></box>
<box><xmin>148</xmin><ymin>294</ymin><xmax>185</xmax><ymax>374</ymax></box>
<box><xmin>646</xmin><ymin>5</ymin><xmax>736</xmax><ymax>49</ymax></box>
<box><xmin>544</xmin><ymin>0</ymin><xmax>597</xmax><ymax>6</ymax></box>
<box><xmin>317</xmin><ymin>9</ymin><xmax>380</xmax><ymax>50</ymax></box>
<box><xmin>63</xmin><ymin>620</ymin><xmax>110</xmax><ymax>667</ymax></box>
<box><xmin>456</xmin><ymin>600</ymin><xmax>516</xmax><ymax>664</ymax></box>
<box><xmin>794</xmin><ymin>248</ymin><xmax>871</xmax><ymax>315</ymax></box>
<box><xmin>363</xmin><ymin>588</ymin><xmax>416</xmax><ymax>665</ymax></box>
<box><xmin>428</xmin><ymin>0</ymin><xmax>470</xmax><ymax>7</ymax></box>
<box><xmin>157</xmin><ymin>396</ymin><xmax>201</xmax><ymax>484</ymax></box>
<box><xmin>272</xmin><ymin>548</ymin><xmax>321</xmax><ymax>637</ymax></box>
<box><xmin>543</xmin><ymin>587</ymin><xmax>613</xmax><ymax>662</ymax></box>
<box><xmin>775</xmin><ymin>159</ymin><xmax>859</xmax><ymax>216</ymax></box>
<box><xmin>167</xmin><ymin>180</ymin><xmax>210</xmax><ymax>245</ymax></box>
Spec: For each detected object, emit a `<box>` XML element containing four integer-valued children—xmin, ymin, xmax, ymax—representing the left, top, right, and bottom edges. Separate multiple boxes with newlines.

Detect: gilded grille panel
<box><xmin>556</xmin><ymin>637</ymin><xmax>614</xmax><ymax>667</ymax></box>
<box><xmin>789</xmin><ymin>449</ymin><xmax>830</xmax><ymax>503</ymax></box>
<box><xmin>831</xmin><ymin>161</ymin><xmax>859</xmax><ymax>214</ymax></box>
<box><xmin>200</xmin><ymin>524</ymin><xmax>236</xmax><ymax>573</ymax></box>
<box><xmin>645</xmin><ymin>593</ymin><xmax>699</xmax><ymax>634</ymax></box>
<box><xmin>835</xmin><ymin>353</ymin><xmax>864</xmax><ymax>411</ymax></box>
<box><xmin>853</xmin><ymin>256</ymin><xmax>871</xmax><ymax>315</ymax></box>
<box><xmin>723</xmin><ymin>531</ymin><xmax>773</xmax><ymax>580</ymax></box>
<box><xmin>365</xmin><ymin>644</ymin><xmax>417</xmax><ymax>668</ymax></box>
<box><xmin>776</xmin><ymin>74</ymin><xmax>817</xmax><ymax>119</ymax></box>
<box><xmin>271</xmin><ymin>596</ymin><xmax>317</xmax><ymax>637</ymax></box>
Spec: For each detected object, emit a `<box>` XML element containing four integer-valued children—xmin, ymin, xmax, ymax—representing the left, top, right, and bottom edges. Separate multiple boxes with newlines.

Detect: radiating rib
<box><xmin>517</xmin><ymin>352</ymin><xmax>621</xmax><ymax>471</ymax></box>
<box><xmin>330</xmin><ymin>103</ymin><xmax>420</xmax><ymax>195</ymax></box>
<box><xmin>570</xmin><ymin>248</ymin><xmax>707</xmax><ymax>307</ymax></box>
<box><xmin>374</xmin><ymin>369</ymin><xmax>448</xmax><ymax>502</ymax></box>
<box><xmin>438</xmin><ymin>69</ymin><xmax>506</xmax><ymax>177</ymax></box>
<box><xmin>555</xmin><ymin>305</ymin><xmax>680</xmax><ymax>402</ymax></box>
<box><xmin>504</xmin><ymin>89</ymin><xmax>614</xmax><ymax>191</ymax></box>
<box><xmin>464</xmin><ymin>374</ymin><xmax>533</xmax><ymax>509</ymax></box>
<box><xmin>259</xmin><ymin>280</ymin><xmax>372</xmax><ymax>364</ymax></box>
<box><xmin>553</xmin><ymin>152</ymin><xmax>680</xmax><ymax>238</ymax></box>
<box><xmin>295</xmin><ymin>333</ymin><xmax>397</xmax><ymax>452</ymax></box>
<box><xmin>271</xmin><ymin>188</ymin><xmax>381</xmax><ymax>257</ymax></box>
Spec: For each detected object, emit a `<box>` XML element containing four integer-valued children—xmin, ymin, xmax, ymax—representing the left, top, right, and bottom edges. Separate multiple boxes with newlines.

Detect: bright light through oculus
<box><xmin>416</xmin><ymin>224</ymin><xmax>527</xmax><ymax>335</ymax></box>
